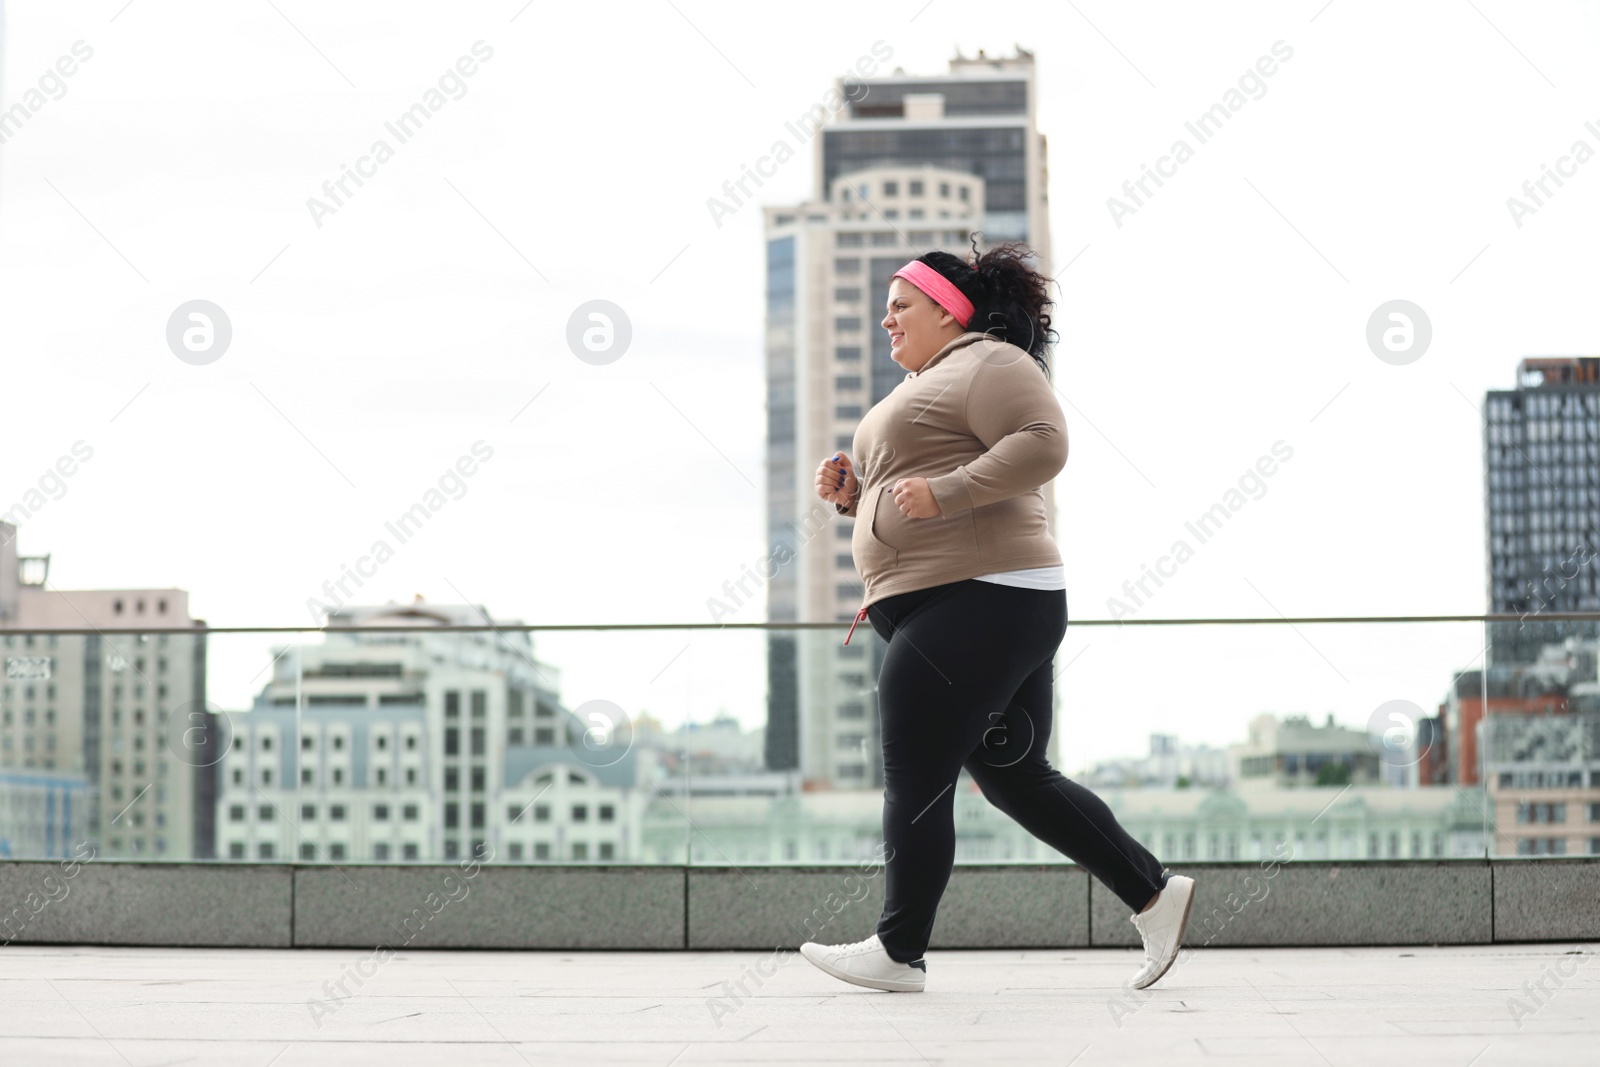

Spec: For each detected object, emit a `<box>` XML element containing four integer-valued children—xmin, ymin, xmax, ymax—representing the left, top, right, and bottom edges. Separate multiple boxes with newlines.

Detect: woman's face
<box><xmin>882</xmin><ymin>276</ymin><xmax>963</xmax><ymax>372</ymax></box>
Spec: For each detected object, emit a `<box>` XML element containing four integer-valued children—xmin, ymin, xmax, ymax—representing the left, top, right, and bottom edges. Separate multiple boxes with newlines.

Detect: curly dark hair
<box><xmin>911</xmin><ymin>236</ymin><xmax>1058</xmax><ymax>379</ymax></box>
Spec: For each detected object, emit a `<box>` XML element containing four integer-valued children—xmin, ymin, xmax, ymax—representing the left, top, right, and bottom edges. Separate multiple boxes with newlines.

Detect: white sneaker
<box><xmin>1127</xmin><ymin>874</ymin><xmax>1196</xmax><ymax>990</ymax></box>
<box><xmin>799</xmin><ymin>932</ymin><xmax>926</xmax><ymax>992</ymax></box>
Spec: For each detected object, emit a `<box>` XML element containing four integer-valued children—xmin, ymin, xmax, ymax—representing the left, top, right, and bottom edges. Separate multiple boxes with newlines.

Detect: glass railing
<box><xmin>5</xmin><ymin>613</ymin><xmax>1596</xmax><ymax>868</ymax></box>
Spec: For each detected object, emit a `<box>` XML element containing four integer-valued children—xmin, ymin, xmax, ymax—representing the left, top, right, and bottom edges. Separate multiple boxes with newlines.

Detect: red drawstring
<box><xmin>844</xmin><ymin>604</ymin><xmax>870</xmax><ymax>646</ymax></box>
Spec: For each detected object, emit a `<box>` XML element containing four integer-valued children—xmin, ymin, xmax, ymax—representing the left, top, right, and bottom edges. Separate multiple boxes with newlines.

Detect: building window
<box><xmin>257</xmin><ymin>804</ymin><xmax>274</xmax><ymax>822</ymax></box>
<box><xmin>834</xmin><ymin>287</ymin><xmax>861</xmax><ymax>303</ymax></box>
<box><xmin>403</xmin><ymin>804</ymin><xmax>419</xmax><ymax>821</ymax></box>
<box><xmin>446</xmin><ymin>767</ymin><xmax>459</xmax><ymax>791</ymax></box>
<box><xmin>535</xmin><ymin>842</ymin><xmax>550</xmax><ymax>860</ymax></box>
<box><xmin>599</xmin><ymin>842</ymin><xmax>615</xmax><ymax>860</ymax></box>
<box><xmin>445</xmin><ymin>802</ymin><xmax>459</xmax><ymax>829</ymax></box>
<box><xmin>300</xmin><ymin>843</ymin><xmax>316</xmax><ymax>860</ymax></box>
<box><xmin>834</xmin><ymin>258</ymin><xmax>861</xmax><ymax>275</ymax></box>
<box><xmin>300</xmin><ymin>804</ymin><xmax>315</xmax><ymax>820</ymax></box>
<box><xmin>374</xmin><ymin>842</ymin><xmax>390</xmax><ymax>861</ymax></box>
<box><xmin>403</xmin><ymin>843</ymin><xmax>419</xmax><ymax>860</ymax></box>
<box><xmin>572</xmin><ymin>842</ymin><xmax>589</xmax><ymax>860</ymax></box>
<box><xmin>1518</xmin><ymin>802</ymin><xmax>1568</xmax><ymax>824</ymax></box>
<box><xmin>599</xmin><ymin>804</ymin><xmax>615</xmax><ymax>822</ymax></box>
<box><xmin>535</xmin><ymin>804</ymin><xmax>550</xmax><ymax>822</ymax></box>
<box><xmin>330</xmin><ymin>804</ymin><xmax>346</xmax><ymax>821</ymax></box>
<box><xmin>329</xmin><ymin>843</ymin><xmax>346</xmax><ymax>861</ymax></box>
<box><xmin>835</xmin><ymin>375</ymin><xmax>862</xmax><ymax>391</ymax></box>
<box><xmin>834</xmin><ymin>317</ymin><xmax>862</xmax><ymax>333</ymax></box>
<box><xmin>445</xmin><ymin>727</ymin><xmax>459</xmax><ymax>756</ymax></box>
<box><xmin>836</xmin><ymin>346</ymin><xmax>862</xmax><ymax>362</ymax></box>
<box><xmin>229</xmin><ymin>805</ymin><xmax>245</xmax><ymax>822</ymax></box>
<box><xmin>445</xmin><ymin>691</ymin><xmax>460</xmax><ymax>718</ymax></box>
<box><xmin>1517</xmin><ymin>838</ymin><xmax>1567</xmax><ymax>855</ymax></box>
<box><xmin>908</xmin><ymin>180</ymin><xmax>924</xmax><ymax>196</ymax></box>
<box><xmin>229</xmin><ymin>842</ymin><xmax>245</xmax><ymax>859</ymax></box>
<box><xmin>374</xmin><ymin>804</ymin><xmax>389</xmax><ymax>821</ymax></box>
<box><xmin>257</xmin><ymin>842</ymin><xmax>274</xmax><ymax>859</ymax></box>
<box><xmin>510</xmin><ymin>842</ymin><xmax>525</xmax><ymax>860</ymax></box>
<box><xmin>573</xmin><ymin>805</ymin><xmax>588</xmax><ymax>822</ymax></box>
<box><xmin>835</xmin><ymin>405</ymin><xmax>863</xmax><ymax>419</ymax></box>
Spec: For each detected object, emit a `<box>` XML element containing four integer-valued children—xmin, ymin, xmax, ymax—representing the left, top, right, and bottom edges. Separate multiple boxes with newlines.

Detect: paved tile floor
<box><xmin>0</xmin><ymin>942</ymin><xmax>1595</xmax><ymax>1065</ymax></box>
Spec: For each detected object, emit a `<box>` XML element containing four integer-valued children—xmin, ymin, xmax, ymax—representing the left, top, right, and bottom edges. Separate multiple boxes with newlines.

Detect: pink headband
<box><xmin>892</xmin><ymin>260</ymin><xmax>974</xmax><ymax>328</ymax></box>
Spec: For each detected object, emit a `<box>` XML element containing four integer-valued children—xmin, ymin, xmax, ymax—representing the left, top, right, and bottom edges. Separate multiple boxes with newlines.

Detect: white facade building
<box><xmin>215</xmin><ymin>598</ymin><xmax>641</xmax><ymax>864</ymax></box>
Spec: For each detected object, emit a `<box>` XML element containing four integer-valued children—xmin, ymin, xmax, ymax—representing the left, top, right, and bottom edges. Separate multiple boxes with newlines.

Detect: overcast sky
<box><xmin>2</xmin><ymin>1</ymin><xmax>1597</xmax><ymax>770</ymax></box>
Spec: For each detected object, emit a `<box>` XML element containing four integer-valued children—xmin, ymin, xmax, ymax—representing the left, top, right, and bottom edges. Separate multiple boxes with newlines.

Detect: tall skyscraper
<box><xmin>1485</xmin><ymin>356</ymin><xmax>1600</xmax><ymax>668</ymax></box>
<box><xmin>764</xmin><ymin>47</ymin><xmax>1058</xmax><ymax>789</ymax></box>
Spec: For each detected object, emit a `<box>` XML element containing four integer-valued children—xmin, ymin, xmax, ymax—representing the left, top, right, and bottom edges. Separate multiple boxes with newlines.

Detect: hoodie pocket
<box><xmin>853</xmin><ymin>485</ymin><xmax>899</xmax><ymax>575</ymax></box>
<box><xmin>874</xmin><ymin>480</ymin><xmax>980</xmax><ymax>562</ymax></box>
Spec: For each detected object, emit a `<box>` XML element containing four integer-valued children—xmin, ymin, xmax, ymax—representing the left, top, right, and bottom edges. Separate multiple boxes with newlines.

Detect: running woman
<box><xmin>801</xmin><ymin>240</ymin><xmax>1195</xmax><ymax>993</ymax></box>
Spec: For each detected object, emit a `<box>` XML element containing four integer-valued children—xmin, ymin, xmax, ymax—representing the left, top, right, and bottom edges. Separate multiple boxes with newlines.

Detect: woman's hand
<box><xmin>816</xmin><ymin>451</ymin><xmax>859</xmax><ymax>507</ymax></box>
<box><xmin>890</xmin><ymin>477</ymin><xmax>941</xmax><ymax>519</ymax></box>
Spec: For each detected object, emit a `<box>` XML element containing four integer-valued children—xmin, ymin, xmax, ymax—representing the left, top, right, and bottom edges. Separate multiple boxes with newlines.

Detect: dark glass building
<box><xmin>1485</xmin><ymin>356</ymin><xmax>1600</xmax><ymax>666</ymax></box>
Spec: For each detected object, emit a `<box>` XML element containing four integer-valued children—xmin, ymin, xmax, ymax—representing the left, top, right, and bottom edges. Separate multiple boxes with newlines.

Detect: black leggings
<box><xmin>866</xmin><ymin>578</ymin><xmax>1169</xmax><ymax>964</ymax></box>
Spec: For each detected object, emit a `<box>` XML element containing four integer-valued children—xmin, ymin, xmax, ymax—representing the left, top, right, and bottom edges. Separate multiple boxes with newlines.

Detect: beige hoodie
<box><xmin>836</xmin><ymin>330</ymin><xmax>1068</xmax><ymax>630</ymax></box>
